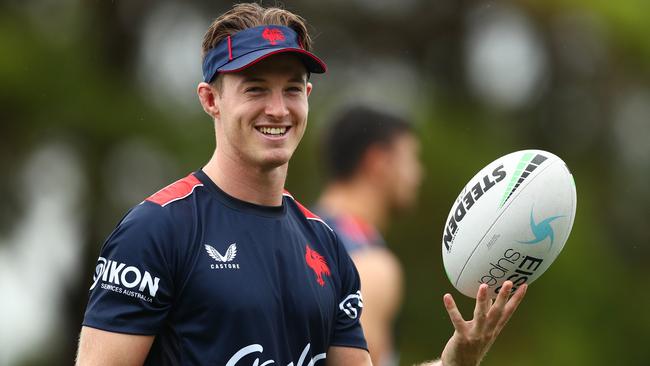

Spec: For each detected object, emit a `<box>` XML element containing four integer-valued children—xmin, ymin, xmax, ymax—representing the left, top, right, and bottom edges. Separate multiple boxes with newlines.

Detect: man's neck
<box><xmin>317</xmin><ymin>179</ymin><xmax>389</xmax><ymax>232</ymax></box>
<box><xmin>202</xmin><ymin>149</ymin><xmax>287</xmax><ymax>207</ymax></box>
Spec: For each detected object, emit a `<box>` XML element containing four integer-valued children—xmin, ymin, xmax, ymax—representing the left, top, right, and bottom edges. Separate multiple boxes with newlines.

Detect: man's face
<box><xmin>383</xmin><ymin>133</ymin><xmax>423</xmax><ymax>212</ymax></box>
<box><xmin>213</xmin><ymin>54</ymin><xmax>312</xmax><ymax>170</ymax></box>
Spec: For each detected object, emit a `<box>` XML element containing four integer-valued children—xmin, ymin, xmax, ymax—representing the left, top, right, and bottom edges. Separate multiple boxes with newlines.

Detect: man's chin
<box><xmin>258</xmin><ymin>154</ymin><xmax>292</xmax><ymax>171</ymax></box>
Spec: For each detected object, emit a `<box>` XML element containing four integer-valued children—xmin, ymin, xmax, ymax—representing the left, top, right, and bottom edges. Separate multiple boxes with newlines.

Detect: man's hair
<box><xmin>201</xmin><ymin>3</ymin><xmax>313</xmax><ymax>90</ymax></box>
<box><xmin>202</xmin><ymin>3</ymin><xmax>313</xmax><ymax>60</ymax></box>
<box><xmin>321</xmin><ymin>105</ymin><xmax>413</xmax><ymax>182</ymax></box>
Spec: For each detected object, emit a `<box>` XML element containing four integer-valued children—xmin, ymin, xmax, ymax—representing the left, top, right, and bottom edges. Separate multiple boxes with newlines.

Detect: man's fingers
<box><xmin>443</xmin><ymin>293</ymin><xmax>467</xmax><ymax>332</ymax></box>
<box><xmin>473</xmin><ymin>284</ymin><xmax>491</xmax><ymax>330</ymax></box>
<box><xmin>485</xmin><ymin>281</ymin><xmax>512</xmax><ymax>329</ymax></box>
<box><xmin>495</xmin><ymin>283</ymin><xmax>527</xmax><ymax>333</ymax></box>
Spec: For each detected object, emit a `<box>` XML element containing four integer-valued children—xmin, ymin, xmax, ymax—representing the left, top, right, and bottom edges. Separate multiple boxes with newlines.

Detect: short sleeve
<box><xmin>82</xmin><ymin>202</ymin><xmax>178</xmax><ymax>335</ymax></box>
<box><xmin>330</xmin><ymin>233</ymin><xmax>368</xmax><ymax>350</ymax></box>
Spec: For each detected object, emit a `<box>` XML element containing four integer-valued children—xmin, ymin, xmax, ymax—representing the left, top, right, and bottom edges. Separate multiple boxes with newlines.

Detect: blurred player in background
<box><xmin>315</xmin><ymin>105</ymin><xmax>423</xmax><ymax>365</ymax></box>
<box><xmin>76</xmin><ymin>3</ymin><xmax>526</xmax><ymax>366</ymax></box>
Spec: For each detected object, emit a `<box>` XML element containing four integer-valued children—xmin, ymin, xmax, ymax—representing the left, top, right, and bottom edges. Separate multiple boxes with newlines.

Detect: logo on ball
<box><xmin>499</xmin><ymin>153</ymin><xmax>548</xmax><ymax>208</ymax></box>
<box><xmin>518</xmin><ymin>207</ymin><xmax>563</xmax><ymax>249</ymax></box>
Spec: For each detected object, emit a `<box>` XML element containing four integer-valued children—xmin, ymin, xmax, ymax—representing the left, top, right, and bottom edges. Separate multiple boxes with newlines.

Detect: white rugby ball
<box><xmin>441</xmin><ymin>149</ymin><xmax>576</xmax><ymax>298</ymax></box>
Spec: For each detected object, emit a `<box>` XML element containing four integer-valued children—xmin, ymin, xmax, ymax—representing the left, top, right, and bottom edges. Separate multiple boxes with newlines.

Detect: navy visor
<box><xmin>202</xmin><ymin>25</ymin><xmax>327</xmax><ymax>83</ymax></box>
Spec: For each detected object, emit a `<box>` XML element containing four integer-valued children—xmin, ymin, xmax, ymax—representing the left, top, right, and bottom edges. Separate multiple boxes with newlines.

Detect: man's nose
<box><xmin>265</xmin><ymin>90</ymin><xmax>290</xmax><ymax>120</ymax></box>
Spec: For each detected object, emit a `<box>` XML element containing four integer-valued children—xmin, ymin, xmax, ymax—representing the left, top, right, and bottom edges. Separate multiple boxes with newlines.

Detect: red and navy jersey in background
<box><xmin>82</xmin><ymin>170</ymin><xmax>367</xmax><ymax>365</ymax></box>
<box><xmin>314</xmin><ymin>209</ymin><xmax>386</xmax><ymax>254</ymax></box>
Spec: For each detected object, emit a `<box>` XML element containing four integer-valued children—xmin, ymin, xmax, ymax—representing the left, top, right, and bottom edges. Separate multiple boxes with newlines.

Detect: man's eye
<box><xmin>287</xmin><ymin>87</ymin><xmax>303</xmax><ymax>93</ymax></box>
<box><xmin>245</xmin><ymin>87</ymin><xmax>264</xmax><ymax>93</ymax></box>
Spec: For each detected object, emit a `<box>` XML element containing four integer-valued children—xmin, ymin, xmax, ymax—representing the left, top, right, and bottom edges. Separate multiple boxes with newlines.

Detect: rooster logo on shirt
<box><xmin>305</xmin><ymin>244</ymin><xmax>330</xmax><ymax>287</ymax></box>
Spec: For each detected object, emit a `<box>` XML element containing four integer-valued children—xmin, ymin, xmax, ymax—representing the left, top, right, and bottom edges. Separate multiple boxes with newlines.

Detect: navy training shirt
<box><xmin>83</xmin><ymin>170</ymin><xmax>367</xmax><ymax>365</ymax></box>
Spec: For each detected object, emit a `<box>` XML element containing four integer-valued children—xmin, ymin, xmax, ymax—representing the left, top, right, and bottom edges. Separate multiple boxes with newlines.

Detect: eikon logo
<box><xmin>90</xmin><ymin>257</ymin><xmax>160</xmax><ymax>297</ymax></box>
<box><xmin>518</xmin><ymin>207</ymin><xmax>563</xmax><ymax>250</ymax></box>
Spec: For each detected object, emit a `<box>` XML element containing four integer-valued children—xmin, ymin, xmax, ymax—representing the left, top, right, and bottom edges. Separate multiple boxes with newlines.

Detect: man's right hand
<box><xmin>439</xmin><ymin>281</ymin><xmax>527</xmax><ymax>366</ymax></box>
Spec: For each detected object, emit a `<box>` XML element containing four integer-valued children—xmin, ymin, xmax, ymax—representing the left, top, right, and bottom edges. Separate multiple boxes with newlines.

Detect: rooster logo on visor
<box><xmin>262</xmin><ymin>27</ymin><xmax>285</xmax><ymax>45</ymax></box>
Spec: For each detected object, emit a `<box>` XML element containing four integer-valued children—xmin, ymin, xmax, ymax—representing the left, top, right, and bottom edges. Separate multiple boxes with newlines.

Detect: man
<box><xmin>315</xmin><ymin>106</ymin><xmax>422</xmax><ymax>366</ymax></box>
<box><xmin>76</xmin><ymin>3</ymin><xmax>526</xmax><ymax>366</ymax></box>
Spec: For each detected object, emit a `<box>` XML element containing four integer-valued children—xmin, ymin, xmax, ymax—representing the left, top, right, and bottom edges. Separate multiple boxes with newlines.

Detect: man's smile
<box><xmin>255</xmin><ymin>126</ymin><xmax>291</xmax><ymax>138</ymax></box>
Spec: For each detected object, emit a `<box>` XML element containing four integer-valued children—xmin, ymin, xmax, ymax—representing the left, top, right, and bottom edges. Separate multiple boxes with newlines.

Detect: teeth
<box><xmin>258</xmin><ymin>127</ymin><xmax>287</xmax><ymax>135</ymax></box>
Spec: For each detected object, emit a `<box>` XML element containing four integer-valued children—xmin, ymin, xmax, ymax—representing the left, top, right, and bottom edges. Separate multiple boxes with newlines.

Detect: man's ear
<box><xmin>362</xmin><ymin>144</ymin><xmax>391</xmax><ymax>179</ymax></box>
<box><xmin>197</xmin><ymin>82</ymin><xmax>220</xmax><ymax>119</ymax></box>
<box><xmin>306</xmin><ymin>81</ymin><xmax>313</xmax><ymax>97</ymax></box>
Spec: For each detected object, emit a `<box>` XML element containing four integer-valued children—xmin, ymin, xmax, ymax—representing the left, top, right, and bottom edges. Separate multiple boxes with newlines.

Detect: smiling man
<box><xmin>76</xmin><ymin>3</ymin><xmax>526</xmax><ymax>366</ymax></box>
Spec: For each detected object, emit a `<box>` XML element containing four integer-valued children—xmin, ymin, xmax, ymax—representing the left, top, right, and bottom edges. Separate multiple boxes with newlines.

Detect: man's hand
<box><xmin>440</xmin><ymin>281</ymin><xmax>527</xmax><ymax>366</ymax></box>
